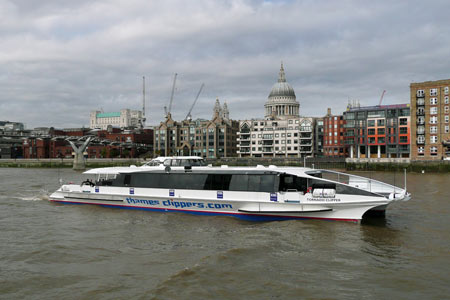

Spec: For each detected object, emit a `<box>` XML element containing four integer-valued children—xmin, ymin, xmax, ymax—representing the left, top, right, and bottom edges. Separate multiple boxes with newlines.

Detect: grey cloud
<box><xmin>1</xmin><ymin>0</ymin><xmax>450</xmax><ymax>128</ymax></box>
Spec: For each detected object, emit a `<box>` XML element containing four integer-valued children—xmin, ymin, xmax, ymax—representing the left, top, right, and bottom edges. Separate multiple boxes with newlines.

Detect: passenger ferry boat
<box><xmin>49</xmin><ymin>157</ymin><xmax>410</xmax><ymax>223</ymax></box>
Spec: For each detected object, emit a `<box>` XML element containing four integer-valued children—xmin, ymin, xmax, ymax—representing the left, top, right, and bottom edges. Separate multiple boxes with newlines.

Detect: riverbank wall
<box><xmin>1</xmin><ymin>157</ymin><xmax>449</xmax><ymax>172</ymax></box>
<box><xmin>0</xmin><ymin>158</ymin><xmax>143</xmax><ymax>168</ymax></box>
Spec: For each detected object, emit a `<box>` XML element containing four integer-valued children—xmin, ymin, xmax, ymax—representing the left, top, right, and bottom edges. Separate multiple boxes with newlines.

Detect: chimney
<box><xmin>327</xmin><ymin>108</ymin><xmax>332</xmax><ymax>116</ymax></box>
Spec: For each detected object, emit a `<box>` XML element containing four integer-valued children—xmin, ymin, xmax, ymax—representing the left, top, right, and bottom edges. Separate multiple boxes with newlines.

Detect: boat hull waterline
<box><xmin>49</xmin><ymin>187</ymin><xmax>389</xmax><ymax>223</ymax></box>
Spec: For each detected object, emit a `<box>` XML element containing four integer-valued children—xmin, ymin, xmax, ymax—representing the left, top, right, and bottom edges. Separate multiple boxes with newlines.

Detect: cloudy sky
<box><xmin>1</xmin><ymin>0</ymin><xmax>450</xmax><ymax>129</ymax></box>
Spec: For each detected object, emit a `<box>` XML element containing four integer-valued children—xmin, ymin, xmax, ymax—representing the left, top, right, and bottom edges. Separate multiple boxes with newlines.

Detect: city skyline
<box><xmin>1</xmin><ymin>0</ymin><xmax>450</xmax><ymax>128</ymax></box>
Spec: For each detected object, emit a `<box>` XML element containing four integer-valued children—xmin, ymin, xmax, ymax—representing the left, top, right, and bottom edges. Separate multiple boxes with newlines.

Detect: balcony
<box><xmin>263</xmin><ymin>140</ymin><xmax>273</xmax><ymax>145</ymax></box>
<box><xmin>263</xmin><ymin>147</ymin><xmax>273</xmax><ymax>153</ymax></box>
<box><xmin>416</xmin><ymin>126</ymin><xmax>425</xmax><ymax>135</ymax></box>
<box><xmin>416</xmin><ymin>109</ymin><xmax>425</xmax><ymax>116</ymax></box>
<box><xmin>417</xmin><ymin>119</ymin><xmax>425</xmax><ymax>125</ymax></box>
<box><xmin>300</xmin><ymin>142</ymin><xmax>312</xmax><ymax>146</ymax></box>
<box><xmin>416</xmin><ymin>99</ymin><xmax>425</xmax><ymax>106</ymax></box>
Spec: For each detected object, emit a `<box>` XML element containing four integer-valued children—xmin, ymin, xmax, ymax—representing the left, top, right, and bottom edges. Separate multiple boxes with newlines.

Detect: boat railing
<box><xmin>315</xmin><ymin>169</ymin><xmax>406</xmax><ymax>195</ymax></box>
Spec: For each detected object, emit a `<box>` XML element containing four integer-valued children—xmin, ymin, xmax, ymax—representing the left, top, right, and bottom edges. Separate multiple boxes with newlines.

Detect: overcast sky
<box><xmin>1</xmin><ymin>0</ymin><xmax>450</xmax><ymax>129</ymax></box>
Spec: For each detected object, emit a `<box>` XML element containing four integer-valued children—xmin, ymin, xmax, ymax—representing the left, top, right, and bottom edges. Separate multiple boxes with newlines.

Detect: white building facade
<box><xmin>90</xmin><ymin>109</ymin><xmax>144</xmax><ymax>130</ymax></box>
<box><xmin>237</xmin><ymin>63</ymin><xmax>314</xmax><ymax>157</ymax></box>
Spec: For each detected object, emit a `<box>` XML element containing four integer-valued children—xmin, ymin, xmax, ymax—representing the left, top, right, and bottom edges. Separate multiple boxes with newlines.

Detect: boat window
<box><xmin>279</xmin><ymin>175</ymin><xmax>308</xmax><ymax>192</ymax></box>
<box><xmin>112</xmin><ymin>172</ymin><xmax>277</xmax><ymax>193</ymax></box>
<box><xmin>204</xmin><ymin>174</ymin><xmax>232</xmax><ymax>190</ymax></box>
<box><xmin>180</xmin><ymin>159</ymin><xmax>190</xmax><ymax>166</ymax></box>
<box><xmin>124</xmin><ymin>174</ymin><xmax>131</xmax><ymax>186</ymax></box>
<box><xmin>308</xmin><ymin>178</ymin><xmax>376</xmax><ymax>196</ymax></box>
<box><xmin>171</xmin><ymin>159</ymin><xmax>181</xmax><ymax>166</ymax></box>
<box><xmin>229</xmin><ymin>175</ymin><xmax>249</xmax><ymax>191</ymax></box>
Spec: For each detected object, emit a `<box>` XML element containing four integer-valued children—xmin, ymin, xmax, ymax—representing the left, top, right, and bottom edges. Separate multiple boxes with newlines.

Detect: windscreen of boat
<box><xmin>111</xmin><ymin>172</ymin><xmax>277</xmax><ymax>193</ymax></box>
<box><xmin>279</xmin><ymin>173</ymin><xmax>379</xmax><ymax>196</ymax></box>
<box><xmin>165</xmin><ymin>159</ymin><xmax>206</xmax><ymax>166</ymax></box>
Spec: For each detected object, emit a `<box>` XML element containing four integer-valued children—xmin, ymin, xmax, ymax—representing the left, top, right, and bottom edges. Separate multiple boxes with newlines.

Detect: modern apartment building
<box><xmin>343</xmin><ymin>104</ymin><xmax>410</xmax><ymax>158</ymax></box>
<box><xmin>154</xmin><ymin>99</ymin><xmax>239</xmax><ymax>158</ymax></box>
<box><xmin>410</xmin><ymin>79</ymin><xmax>450</xmax><ymax>160</ymax></box>
<box><xmin>238</xmin><ymin>117</ymin><xmax>314</xmax><ymax>157</ymax></box>
<box><xmin>237</xmin><ymin>63</ymin><xmax>314</xmax><ymax>158</ymax></box>
<box><xmin>313</xmin><ymin>117</ymin><xmax>324</xmax><ymax>157</ymax></box>
<box><xmin>323</xmin><ymin>108</ymin><xmax>347</xmax><ymax>157</ymax></box>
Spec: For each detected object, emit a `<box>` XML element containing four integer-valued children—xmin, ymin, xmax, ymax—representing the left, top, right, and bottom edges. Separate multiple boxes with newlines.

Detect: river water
<box><xmin>0</xmin><ymin>168</ymin><xmax>449</xmax><ymax>299</ymax></box>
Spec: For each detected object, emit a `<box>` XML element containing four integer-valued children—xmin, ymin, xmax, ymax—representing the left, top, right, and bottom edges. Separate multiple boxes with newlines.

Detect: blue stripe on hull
<box><xmin>50</xmin><ymin>200</ymin><xmax>358</xmax><ymax>222</ymax></box>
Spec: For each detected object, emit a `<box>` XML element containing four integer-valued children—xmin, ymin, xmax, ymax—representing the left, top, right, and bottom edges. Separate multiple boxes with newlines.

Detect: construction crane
<box><xmin>378</xmin><ymin>90</ymin><xmax>386</xmax><ymax>106</ymax></box>
<box><xmin>164</xmin><ymin>73</ymin><xmax>178</xmax><ymax>117</ymax></box>
<box><xmin>185</xmin><ymin>83</ymin><xmax>205</xmax><ymax>120</ymax></box>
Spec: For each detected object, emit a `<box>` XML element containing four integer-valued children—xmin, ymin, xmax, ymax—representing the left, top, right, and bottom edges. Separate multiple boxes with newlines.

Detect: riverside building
<box><xmin>323</xmin><ymin>108</ymin><xmax>347</xmax><ymax>157</ymax></box>
<box><xmin>410</xmin><ymin>79</ymin><xmax>450</xmax><ymax>160</ymax></box>
<box><xmin>90</xmin><ymin>109</ymin><xmax>144</xmax><ymax>130</ymax></box>
<box><xmin>343</xmin><ymin>104</ymin><xmax>411</xmax><ymax>158</ymax></box>
<box><xmin>237</xmin><ymin>63</ymin><xmax>314</xmax><ymax>158</ymax></box>
<box><xmin>153</xmin><ymin>99</ymin><xmax>239</xmax><ymax>158</ymax></box>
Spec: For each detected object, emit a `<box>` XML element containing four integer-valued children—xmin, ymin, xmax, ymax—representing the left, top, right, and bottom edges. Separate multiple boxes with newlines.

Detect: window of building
<box><xmin>445</xmin><ymin>87</ymin><xmax>449</xmax><ymax>95</ymax></box>
<box><xmin>399</xmin><ymin>127</ymin><xmax>408</xmax><ymax>134</ymax></box>
<box><xmin>378</xmin><ymin>137</ymin><xmax>385</xmax><ymax>143</ymax></box>
<box><xmin>417</xmin><ymin>135</ymin><xmax>425</xmax><ymax>143</ymax></box>
<box><xmin>430</xmin><ymin>146</ymin><xmax>438</xmax><ymax>155</ymax></box>
<box><xmin>446</xmin><ymin>116</ymin><xmax>449</xmax><ymax>123</ymax></box>
<box><xmin>377</xmin><ymin>128</ymin><xmax>385</xmax><ymax>135</ymax></box>
<box><xmin>417</xmin><ymin>90</ymin><xmax>425</xmax><ymax>97</ymax></box>
<box><xmin>345</xmin><ymin>112</ymin><xmax>355</xmax><ymax>120</ymax></box>
<box><xmin>377</xmin><ymin>119</ymin><xmax>385</xmax><ymax>126</ymax></box>
<box><xmin>251</xmin><ymin>134</ymin><xmax>255</xmax><ymax>138</ymax></box>
<box><xmin>368</xmin><ymin>128</ymin><xmax>376</xmax><ymax>135</ymax></box>
<box><xmin>430</xmin><ymin>97</ymin><xmax>438</xmax><ymax>105</ymax></box>
<box><xmin>430</xmin><ymin>88</ymin><xmax>438</xmax><ymax>96</ymax></box>
<box><xmin>430</xmin><ymin>116</ymin><xmax>438</xmax><ymax>124</ymax></box>
<box><xmin>430</xmin><ymin>126</ymin><xmax>437</xmax><ymax>134</ymax></box>
<box><xmin>334</xmin><ymin>132</ymin><xmax>338</xmax><ymax>136</ymax></box>
<box><xmin>445</xmin><ymin>106</ymin><xmax>449</xmax><ymax>113</ymax></box>
<box><xmin>430</xmin><ymin>136</ymin><xmax>438</xmax><ymax>144</ymax></box>
<box><xmin>445</xmin><ymin>126</ymin><xmax>449</xmax><ymax>133</ymax></box>
<box><xmin>430</xmin><ymin>107</ymin><xmax>438</xmax><ymax>115</ymax></box>
<box><xmin>399</xmin><ymin>136</ymin><xmax>407</xmax><ymax>143</ymax></box>
<box><xmin>445</xmin><ymin>96</ymin><xmax>449</xmax><ymax>104</ymax></box>
<box><xmin>418</xmin><ymin>146</ymin><xmax>424</xmax><ymax>153</ymax></box>
<box><xmin>368</xmin><ymin>120</ymin><xmax>375</xmax><ymax>127</ymax></box>
<box><xmin>368</xmin><ymin>137</ymin><xmax>376</xmax><ymax>144</ymax></box>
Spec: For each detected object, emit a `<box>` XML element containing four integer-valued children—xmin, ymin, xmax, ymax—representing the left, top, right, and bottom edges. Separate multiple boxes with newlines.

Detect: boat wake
<box><xmin>17</xmin><ymin>190</ymin><xmax>50</xmax><ymax>201</ymax></box>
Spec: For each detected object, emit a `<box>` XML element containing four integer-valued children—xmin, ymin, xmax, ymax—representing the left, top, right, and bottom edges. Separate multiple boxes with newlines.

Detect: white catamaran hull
<box><xmin>50</xmin><ymin>185</ymin><xmax>390</xmax><ymax>222</ymax></box>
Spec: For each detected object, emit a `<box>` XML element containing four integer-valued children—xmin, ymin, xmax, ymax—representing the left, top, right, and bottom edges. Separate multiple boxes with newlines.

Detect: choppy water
<box><xmin>0</xmin><ymin>168</ymin><xmax>449</xmax><ymax>300</ymax></box>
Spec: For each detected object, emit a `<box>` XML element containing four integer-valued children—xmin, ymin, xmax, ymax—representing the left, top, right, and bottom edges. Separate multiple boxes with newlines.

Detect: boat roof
<box><xmin>84</xmin><ymin>164</ymin><xmax>315</xmax><ymax>177</ymax></box>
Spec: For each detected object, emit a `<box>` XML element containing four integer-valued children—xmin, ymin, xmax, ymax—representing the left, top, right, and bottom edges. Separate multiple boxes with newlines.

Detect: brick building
<box><xmin>154</xmin><ymin>99</ymin><xmax>239</xmax><ymax>158</ymax></box>
<box><xmin>323</xmin><ymin>108</ymin><xmax>347</xmax><ymax>157</ymax></box>
<box><xmin>410</xmin><ymin>79</ymin><xmax>450</xmax><ymax>160</ymax></box>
